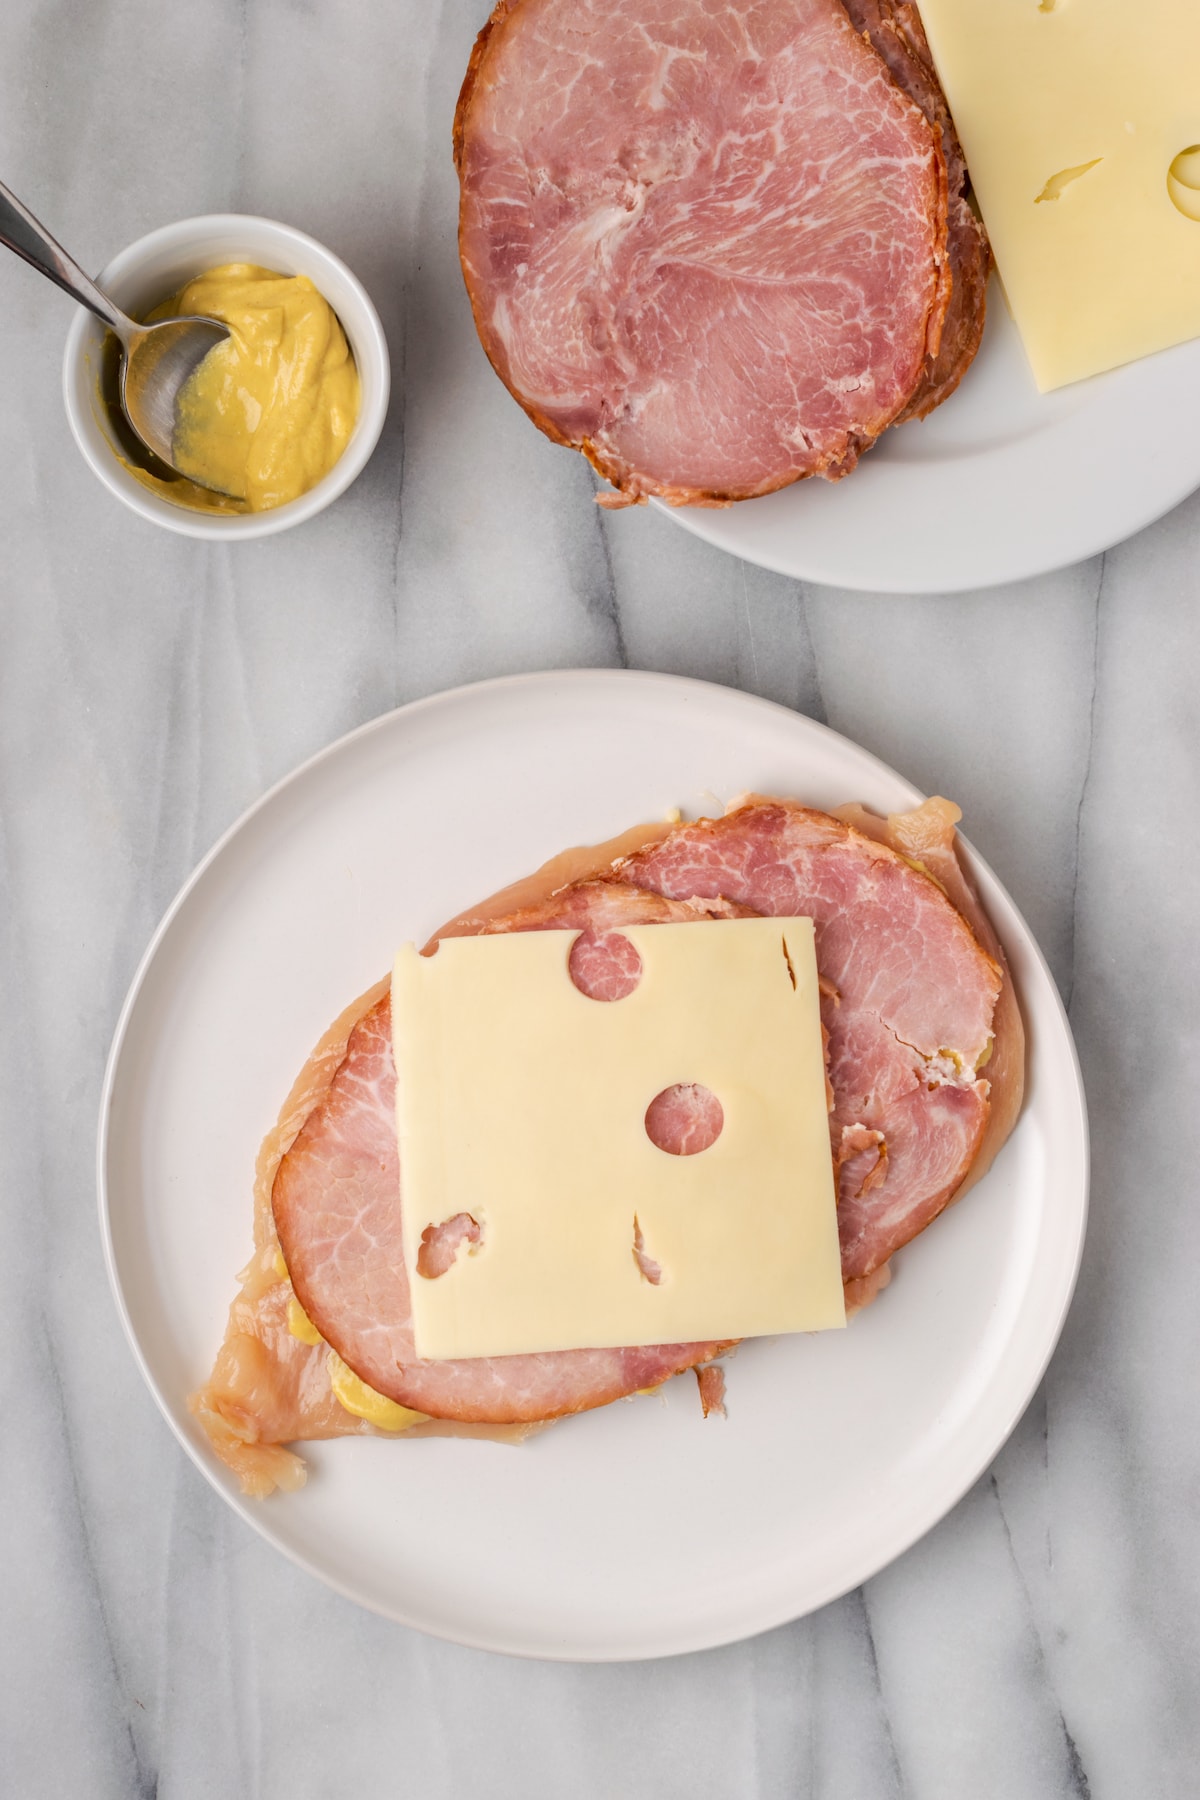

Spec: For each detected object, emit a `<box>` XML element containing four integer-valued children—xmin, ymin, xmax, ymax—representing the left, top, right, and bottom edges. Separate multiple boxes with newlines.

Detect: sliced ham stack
<box><xmin>193</xmin><ymin>797</ymin><xmax>1021</xmax><ymax>1496</ymax></box>
<box><xmin>454</xmin><ymin>0</ymin><xmax>988</xmax><ymax>506</ymax></box>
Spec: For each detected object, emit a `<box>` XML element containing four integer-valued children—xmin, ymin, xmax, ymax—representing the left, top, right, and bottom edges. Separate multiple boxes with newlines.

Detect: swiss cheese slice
<box><xmin>391</xmin><ymin>918</ymin><xmax>844</xmax><ymax>1361</ymax></box>
<box><xmin>914</xmin><ymin>0</ymin><xmax>1200</xmax><ymax>389</ymax></box>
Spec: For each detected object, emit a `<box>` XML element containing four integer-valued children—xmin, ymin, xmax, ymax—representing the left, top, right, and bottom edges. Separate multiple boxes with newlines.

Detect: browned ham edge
<box><xmin>696</xmin><ymin>1363</ymin><xmax>728</xmax><ymax>1419</ymax></box>
<box><xmin>831</xmin><ymin>797</ymin><xmax>1025</xmax><ymax>1201</ymax></box>
<box><xmin>839</xmin><ymin>0</ymin><xmax>990</xmax><ymax>418</ymax></box>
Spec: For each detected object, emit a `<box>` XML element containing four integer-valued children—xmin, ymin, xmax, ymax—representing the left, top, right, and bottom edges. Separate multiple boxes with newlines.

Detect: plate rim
<box><xmin>97</xmin><ymin>668</ymin><xmax>1090</xmax><ymax>1659</ymax></box>
<box><xmin>652</xmin><ymin>326</ymin><xmax>1200</xmax><ymax>594</ymax></box>
<box><xmin>656</xmin><ymin>464</ymin><xmax>1200</xmax><ymax>594</ymax></box>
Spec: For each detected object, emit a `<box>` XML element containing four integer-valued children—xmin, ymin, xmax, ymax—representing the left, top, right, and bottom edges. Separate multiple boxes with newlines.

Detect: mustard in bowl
<box><xmin>63</xmin><ymin>215</ymin><xmax>389</xmax><ymax>540</ymax></box>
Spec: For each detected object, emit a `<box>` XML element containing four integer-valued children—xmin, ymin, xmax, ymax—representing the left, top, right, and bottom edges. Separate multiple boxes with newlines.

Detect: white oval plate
<box><xmin>660</xmin><ymin>276</ymin><xmax>1200</xmax><ymax>593</ymax></box>
<box><xmin>99</xmin><ymin>671</ymin><xmax>1088</xmax><ymax>1660</ymax></box>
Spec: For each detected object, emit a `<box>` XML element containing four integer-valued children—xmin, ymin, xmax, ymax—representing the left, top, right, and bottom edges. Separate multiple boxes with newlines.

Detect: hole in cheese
<box><xmin>644</xmin><ymin>1083</ymin><xmax>724</xmax><ymax>1156</ymax></box>
<box><xmin>1034</xmin><ymin>159</ymin><xmax>1102</xmax><ymax>204</ymax></box>
<box><xmin>567</xmin><ymin>929</ymin><xmax>643</xmax><ymax>1001</ymax></box>
<box><xmin>632</xmin><ymin>1215</ymin><xmax>663</xmax><ymax>1284</ymax></box>
<box><xmin>1171</xmin><ymin>145</ymin><xmax>1200</xmax><ymax>188</ymax></box>
<box><xmin>1168</xmin><ymin>146</ymin><xmax>1200</xmax><ymax>222</ymax></box>
<box><xmin>416</xmin><ymin>1211</ymin><xmax>482</xmax><ymax>1278</ymax></box>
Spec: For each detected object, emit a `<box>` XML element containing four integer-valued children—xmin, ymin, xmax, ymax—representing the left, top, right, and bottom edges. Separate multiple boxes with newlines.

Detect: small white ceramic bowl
<box><xmin>62</xmin><ymin>213</ymin><xmax>390</xmax><ymax>539</ymax></box>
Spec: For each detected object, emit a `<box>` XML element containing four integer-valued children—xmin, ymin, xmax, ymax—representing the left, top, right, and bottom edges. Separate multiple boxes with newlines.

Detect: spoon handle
<box><xmin>0</xmin><ymin>177</ymin><xmax>130</xmax><ymax>336</ymax></box>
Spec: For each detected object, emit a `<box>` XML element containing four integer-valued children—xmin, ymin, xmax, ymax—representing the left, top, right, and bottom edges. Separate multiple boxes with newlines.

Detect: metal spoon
<box><xmin>0</xmin><ymin>177</ymin><xmax>240</xmax><ymax>497</ymax></box>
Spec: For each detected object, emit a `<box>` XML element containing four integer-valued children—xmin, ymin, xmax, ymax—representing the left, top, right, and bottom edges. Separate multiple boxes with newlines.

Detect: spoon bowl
<box><xmin>0</xmin><ymin>176</ymin><xmax>234</xmax><ymax>493</ymax></box>
<box><xmin>121</xmin><ymin>314</ymin><xmax>242</xmax><ymax>497</ymax></box>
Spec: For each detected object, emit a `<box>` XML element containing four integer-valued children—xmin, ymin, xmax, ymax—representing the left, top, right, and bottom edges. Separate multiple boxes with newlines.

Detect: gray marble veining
<box><xmin>1</xmin><ymin>2</ymin><xmax>1197</xmax><ymax>1795</ymax></box>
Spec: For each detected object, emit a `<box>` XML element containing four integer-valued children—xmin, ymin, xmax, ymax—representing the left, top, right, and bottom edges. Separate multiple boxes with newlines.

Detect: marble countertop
<box><xmin>3</xmin><ymin>2</ymin><xmax>1197</xmax><ymax>1794</ymax></box>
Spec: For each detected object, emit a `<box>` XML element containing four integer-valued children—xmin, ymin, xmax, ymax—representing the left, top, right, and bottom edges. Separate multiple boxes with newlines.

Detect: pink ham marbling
<box><xmin>839</xmin><ymin>0</ymin><xmax>989</xmax><ymax>421</ymax></box>
<box><xmin>614</xmin><ymin>800</ymin><xmax>1004</xmax><ymax>1280</ymax></box>
<box><xmin>454</xmin><ymin>0</ymin><xmax>951</xmax><ymax>504</ymax></box>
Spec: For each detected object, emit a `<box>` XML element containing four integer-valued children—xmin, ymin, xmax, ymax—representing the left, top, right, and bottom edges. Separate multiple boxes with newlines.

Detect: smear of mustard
<box><xmin>125</xmin><ymin>263</ymin><xmax>360</xmax><ymax>514</ymax></box>
<box><xmin>287</xmin><ymin>1295</ymin><xmax>324</xmax><ymax>1346</ymax></box>
<box><xmin>326</xmin><ymin>1352</ymin><xmax>428</xmax><ymax>1432</ymax></box>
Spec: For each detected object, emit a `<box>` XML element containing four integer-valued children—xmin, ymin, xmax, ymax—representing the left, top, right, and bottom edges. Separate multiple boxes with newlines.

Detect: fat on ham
<box><xmin>455</xmin><ymin>0</ymin><xmax>956</xmax><ymax>506</ymax></box>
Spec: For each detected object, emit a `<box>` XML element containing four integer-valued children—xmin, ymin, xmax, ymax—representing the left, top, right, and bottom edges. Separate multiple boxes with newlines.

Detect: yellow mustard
<box><xmin>286</xmin><ymin>1294</ymin><xmax>324</xmax><ymax>1346</ymax></box>
<box><xmin>133</xmin><ymin>263</ymin><xmax>360</xmax><ymax>513</ymax></box>
<box><xmin>284</xmin><ymin>1291</ymin><xmax>427</xmax><ymax>1430</ymax></box>
<box><xmin>326</xmin><ymin>1352</ymin><xmax>428</xmax><ymax>1433</ymax></box>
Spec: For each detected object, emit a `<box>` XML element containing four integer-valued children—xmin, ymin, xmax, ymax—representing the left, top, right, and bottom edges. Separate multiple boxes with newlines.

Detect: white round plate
<box><xmin>99</xmin><ymin>671</ymin><xmax>1088</xmax><ymax>1660</ymax></box>
<box><xmin>660</xmin><ymin>275</ymin><xmax>1200</xmax><ymax>593</ymax></box>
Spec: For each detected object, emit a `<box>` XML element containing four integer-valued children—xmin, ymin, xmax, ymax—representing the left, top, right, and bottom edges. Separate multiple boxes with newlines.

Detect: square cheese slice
<box><xmin>391</xmin><ymin>917</ymin><xmax>844</xmax><ymax>1360</ymax></box>
<box><xmin>915</xmin><ymin>0</ymin><xmax>1200</xmax><ymax>388</ymax></box>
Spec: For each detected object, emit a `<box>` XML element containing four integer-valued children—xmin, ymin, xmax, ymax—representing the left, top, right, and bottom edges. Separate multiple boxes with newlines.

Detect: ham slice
<box><xmin>272</xmin><ymin>883</ymin><xmax>740</xmax><ymax>1425</ymax></box>
<box><xmin>454</xmin><ymin>0</ymin><xmax>954</xmax><ymax>506</ymax></box>
<box><xmin>613</xmin><ymin>799</ymin><xmax>1007</xmax><ymax>1280</ymax></box>
<box><xmin>189</xmin><ymin>976</ymin><xmax>551</xmax><ymax>1500</ymax></box>
<box><xmin>190</xmin><ymin>977</ymin><xmax>393</xmax><ymax>1498</ymax></box>
<box><xmin>832</xmin><ymin>796</ymin><xmax>1025</xmax><ymax>1201</ymax></box>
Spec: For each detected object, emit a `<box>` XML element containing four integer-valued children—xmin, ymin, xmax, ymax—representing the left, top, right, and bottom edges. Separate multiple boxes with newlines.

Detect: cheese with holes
<box><xmin>914</xmin><ymin>0</ymin><xmax>1200</xmax><ymax>388</ymax></box>
<box><xmin>392</xmin><ymin>919</ymin><xmax>843</xmax><ymax>1360</ymax></box>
